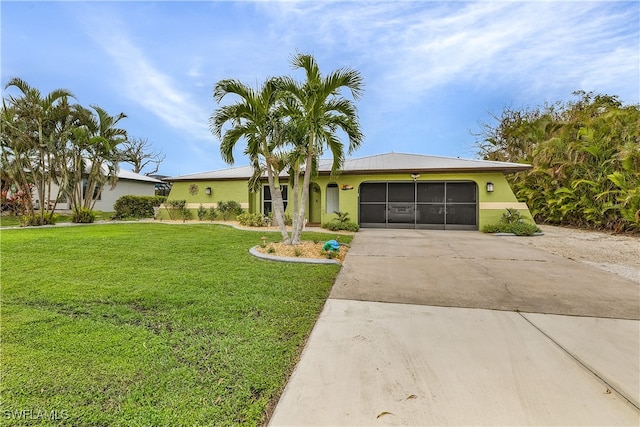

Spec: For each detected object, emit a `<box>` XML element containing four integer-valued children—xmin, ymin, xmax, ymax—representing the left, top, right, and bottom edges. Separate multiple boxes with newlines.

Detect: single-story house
<box><xmin>163</xmin><ymin>152</ymin><xmax>534</xmax><ymax>230</ymax></box>
<box><xmin>36</xmin><ymin>168</ymin><xmax>163</xmax><ymax>212</ymax></box>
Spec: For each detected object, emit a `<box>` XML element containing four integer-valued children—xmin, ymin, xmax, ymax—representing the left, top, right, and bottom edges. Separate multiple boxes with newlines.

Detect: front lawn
<box><xmin>1</xmin><ymin>223</ymin><xmax>349</xmax><ymax>426</ymax></box>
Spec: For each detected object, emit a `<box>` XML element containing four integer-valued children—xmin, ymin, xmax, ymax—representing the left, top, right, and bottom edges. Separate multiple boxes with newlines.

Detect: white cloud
<box><xmin>257</xmin><ymin>1</ymin><xmax>639</xmax><ymax>105</ymax></box>
<box><xmin>77</xmin><ymin>7</ymin><xmax>213</xmax><ymax>150</ymax></box>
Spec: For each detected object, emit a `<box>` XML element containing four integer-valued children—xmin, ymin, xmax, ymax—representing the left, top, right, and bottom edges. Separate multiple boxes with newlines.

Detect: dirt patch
<box><xmin>500</xmin><ymin>225</ymin><xmax>640</xmax><ymax>284</ymax></box>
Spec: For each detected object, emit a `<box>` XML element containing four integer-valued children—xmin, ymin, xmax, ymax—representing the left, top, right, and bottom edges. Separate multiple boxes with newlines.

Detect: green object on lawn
<box><xmin>323</xmin><ymin>240</ymin><xmax>340</xmax><ymax>251</ymax></box>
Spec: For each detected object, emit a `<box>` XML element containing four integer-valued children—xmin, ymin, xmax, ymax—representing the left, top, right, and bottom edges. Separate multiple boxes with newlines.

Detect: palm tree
<box><xmin>70</xmin><ymin>105</ymin><xmax>127</xmax><ymax>211</ymax></box>
<box><xmin>2</xmin><ymin>78</ymin><xmax>74</xmax><ymax>224</ymax></box>
<box><xmin>278</xmin><ymin>53</ymin><xmax>364</xmax><ymax>244</ymax></box>
<box><xmin>210</xmin><ymin>78</ymin><xmax>292</xmax><ymax>243</ymax></box>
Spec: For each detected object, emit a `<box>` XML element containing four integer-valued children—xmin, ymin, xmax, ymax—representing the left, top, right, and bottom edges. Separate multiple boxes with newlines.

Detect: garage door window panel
<box><xmin>446</xmin><ymin>182</ymin><xmax>476</xmax><ymax>203</ymax></box>
<box><xmin>360</xmin><ymin>183</ymin><xmax>387</xmax><ymax>202</ymax></box>
<box><xmin>446</xmin><ymin>204</ymin><xmax>477</xmax><ymax>225</ymax></box>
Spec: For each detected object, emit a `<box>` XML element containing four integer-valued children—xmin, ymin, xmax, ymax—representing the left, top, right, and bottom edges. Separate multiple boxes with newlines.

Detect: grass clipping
<box><xmin>256</xmin><ymin>241</ymin><xmax>348</xmax><ymax>262</ymax></box>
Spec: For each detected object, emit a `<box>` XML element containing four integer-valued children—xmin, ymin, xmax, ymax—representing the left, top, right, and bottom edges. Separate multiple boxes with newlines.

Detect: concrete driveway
<box><xmin>269</xmin><ymin>229</ymin><xmax>640</xmax><ymax>426</ymax></box>
<box><xmin>331</xmin><ymin>229</ymin><xmax>639</xmax><ymax>319</ymax></box>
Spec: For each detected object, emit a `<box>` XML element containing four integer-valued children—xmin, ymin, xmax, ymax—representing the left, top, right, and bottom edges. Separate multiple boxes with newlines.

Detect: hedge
<box><xmin>113</xmin><ymin>195</ymin><xmax>166</xmax><ymax>219</ymax></box>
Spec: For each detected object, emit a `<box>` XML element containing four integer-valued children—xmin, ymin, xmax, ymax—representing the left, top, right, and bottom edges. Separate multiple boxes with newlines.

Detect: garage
<box><xmin>359</xmin><ymin>181</ymin><xmax>478</xmax><ymax>230</ymax></box>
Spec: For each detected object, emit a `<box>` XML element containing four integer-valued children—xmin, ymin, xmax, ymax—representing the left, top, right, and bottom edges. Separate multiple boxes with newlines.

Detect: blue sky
<box><xmin>2</xmin><ymin>1</ymin><xmax>638</xmax><ymax>177</ymax></box>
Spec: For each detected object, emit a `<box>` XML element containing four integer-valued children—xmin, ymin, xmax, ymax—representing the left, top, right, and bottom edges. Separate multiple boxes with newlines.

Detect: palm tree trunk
<box><xmin>291</xmin><ymin>149</ymin><xmax>314</xmax><ymax>245</ymax></box>
<box><xmin>291</xmin><ymin>165</ymin><xmax>300</xmax><ymax>239</ymax></box>
<box><xmin>265</xmin><ymin>160</ymin><xmax>291</xmax><ymax>244</ymax></box>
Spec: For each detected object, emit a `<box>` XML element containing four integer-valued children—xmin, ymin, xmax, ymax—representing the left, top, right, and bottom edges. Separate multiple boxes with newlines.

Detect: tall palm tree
<box><xmin>210</xmin><ymin>78</ymin><xmax>292</xmax><ymax>243</ymax></box>
<box><xmin>278</xmin><ymin>53</ymin><xmax>364</xmax><ymax>244</ymax></box>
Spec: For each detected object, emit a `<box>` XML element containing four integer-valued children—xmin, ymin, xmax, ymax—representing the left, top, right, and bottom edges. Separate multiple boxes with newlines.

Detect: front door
<box><xmin>309</xmin><ymin>183</ymin><xmax>321</xmax><ymax>224</ymax></box>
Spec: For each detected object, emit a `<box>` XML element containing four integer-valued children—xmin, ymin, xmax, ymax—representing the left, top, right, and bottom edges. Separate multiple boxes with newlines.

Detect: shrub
<box><xmin>113</xmin><ymin>195</ymin><xmax>166</xmax><ymax>219</ymax></box>
<box><xmin>481</xmin><ymin>222</ymin><xmax>540</xmax><ymax>236</ymax></box>
<box><xmin>237</xmin><ymin>212</ymin><xmax>268</xmax><ymax>227</ymax></box>
<box><xmin>207</xmin><ymin>207</ymin><xmax>217</xmax><ymax>221</ymax></box>
<box><xmin>217</xmin><ymin>200</ymin><xmax>243</xmax><ymax>220</ymax></box>
<box><xmin>181</xmin><ymin>206</ymin><xmax>192</xmax><ymax>222</ymax></box>
<box><xmin>508</xmin><ymin>221</ymin><xmax>541</xmax><ymax>236</ymax></box>
<box><xmin>21</xmin><ymin>214</ymin><xmax>56</xmax><ymax>226</ymax></box>
<box><xmin>482</xmin><ymin>208</ymin><xmax>540</xmax><ymax>236</ymax></box>
<box><xmin>2</xmin><ymin>189</ymin><xmax>31</xmax><ymax>216</ymax></box>
<box><xmin>322</xmin><ymin>219</ymin><xmax>359</xmax><ymax>232</ymax></box>
<box><xmin>323</xmin><ymin>211</ymin><xmax>359</xmax><ymax>232</ymax></box>
<box><xmin>268</xmin><ymin>211</ymin><xmax>292</xmax><ymax>226</ymax></box>
<box><xmin>72</xmin><ymin>208</ymin><xmax>96</xmax><ymax>224</ymax></box>
<box><xmin>165</xmin><ymin>200</ymin><xmax>186</xmax><ymax>220</ymax></box>
<box><xmin>197</xmin><ymin>204</ymin><xmax>207</xmax><ymax>221</ymax></box>
<box><xmin>500</xmin><ymin>208</ymin><xmax>523</xmax><ymax>224</ymax></box>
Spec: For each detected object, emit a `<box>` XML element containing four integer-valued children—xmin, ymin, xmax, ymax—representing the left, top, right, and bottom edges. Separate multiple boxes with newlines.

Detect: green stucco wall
<box><xmin>158</xmin><ymin>180</ymin><xmax>251</xmax><ymax>220</ymax></box>
<box><xmin>310</xmin><ymin>172</ymin><xmax>534</xmax><ymax>228</ymax></box>
<box><xmin>161</xmin><ymin>172</ymin><xmax>534</xmax><ymax>229</ymax></box>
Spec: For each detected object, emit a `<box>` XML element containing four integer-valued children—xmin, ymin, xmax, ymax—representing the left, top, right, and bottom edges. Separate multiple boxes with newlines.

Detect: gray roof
<box><xmin>117</xmin><ymin>169</ymin><xmax>164</xmax><ymax>183</ymax></box>
<box><xmin>167</xmin><ymin>152</ymin><xmax>531</xmax><ymax>181</ymax></box>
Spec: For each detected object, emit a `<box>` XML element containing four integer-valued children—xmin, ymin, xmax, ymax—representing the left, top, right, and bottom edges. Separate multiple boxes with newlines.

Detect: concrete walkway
<box><xmin>269</xmin><ymin>229</ymin><xmax>640</xmax><ymax>426</ymax></box>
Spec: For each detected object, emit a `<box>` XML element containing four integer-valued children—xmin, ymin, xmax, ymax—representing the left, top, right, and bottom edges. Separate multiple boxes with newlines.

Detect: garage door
<box><xmin>359</xmin><ymin>181</ymin><xmax>477</xmax><ymax>230</ymax></box>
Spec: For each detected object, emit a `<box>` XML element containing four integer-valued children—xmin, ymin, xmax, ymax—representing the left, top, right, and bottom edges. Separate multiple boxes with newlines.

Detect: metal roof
<box><xmin>117</xmin><ymin>169</ymin><xmax>164</xmax><ymax>183</ymax></box>
<box><xmin>167</xmin><ymin>152</ymin><xmax>531</xmax><ymax>181</ymax></box>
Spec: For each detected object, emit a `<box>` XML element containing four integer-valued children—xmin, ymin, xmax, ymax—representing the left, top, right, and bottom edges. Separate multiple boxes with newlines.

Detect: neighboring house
<box><xmin>37</xmin><ymin>169</ymin><xmax>163</xmax><ymax>212</ymax></box>
<box><xmin>163</xmin><ymin>152</ymin><xmax>534</xmax><ymax>230</ymax></box>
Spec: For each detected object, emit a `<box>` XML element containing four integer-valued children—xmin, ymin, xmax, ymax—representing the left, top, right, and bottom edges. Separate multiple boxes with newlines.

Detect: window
<box><xmin>326</xmin><ymin>183</ymin><xmax>339</xmax><ymax>213</ymax></box>
<box><xmin>82</xmin><ymin>179</ymin><xmax>101</xmax><ymax>201</ymax></box>
<box><xmin>263</xmin><ymin>184</ymin><xmax>287</xmax><ymax>215</ymax></box>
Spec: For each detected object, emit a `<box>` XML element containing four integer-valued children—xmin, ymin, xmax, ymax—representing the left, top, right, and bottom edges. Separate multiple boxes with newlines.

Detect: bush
<box><xmin>165</xmin><ymin>200</ymin><xmax>186</xmax><ymax>220</ymax></box>
<box><xmin>197</xmin><ymin>204</ymin><xmax>207</xmax><ymax>220</ymax></box>
<box><xmin>322</xmin><ymin>219</ymin><xmax>359</xmax><ymax>232</ymax></box>
<box><xmin>113</xmin><ymin>195</ymin><xmax>166</xmax><ymax>219</ymax></box>
<box><xmin>500</xmin><ymin>208</ymin><xmax>523</xmax><ymax>224</ymax></box>
<box><xmin>72</xmin><ymin>208</ymin><xmax>96</xmax><ymax>224</ymax></box>
<box><xmin>482</xmin><ymin>209</ymin><xmax>540</xmax><ymax>236</ymax></box>
<box><xmin>207</xmin><ymin>207</ymin><xmax>217</xmax><ymax>221</ymax></box>
<box><xmin>217</xmin><ymin>200</ymin><xmax>243</xmax><ymax>220</ymax></box>
<box><xmin>322</xmin><ymin>211</ymin><xmax>359</xmax><ymax>232</ymax></box>
<box><xmin>21</xmin><ymin>214</ymin><xmax>56</xmax><ymax>226</ymax></box>
<box><xmin>181</xmin><ymin>206</ymin><xmax>192</xmax><ymax>222</ymax></box>
<box><xmin>267</xmin><ymin>211</ymin><xmax>293</xmax><ymax>226</ymax></box>
<box><xmin>237</xmin><ymin>212</ymin><xmax>268</xmax><ymax>227</ymax></box>
<box><xmin>481</xmin><ymin>222</ymin><xmax>540</xmax><ymax>236</ymax></box>
<box><xmin>2</xmin><ymin>189</ymin><xmax>31</xmax><ymax>216</ymax></box>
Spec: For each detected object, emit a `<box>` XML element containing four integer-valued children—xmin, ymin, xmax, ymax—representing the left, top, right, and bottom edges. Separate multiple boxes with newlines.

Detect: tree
<box><xmin>1</xmin><ymin>78</ymin><xmax>74</xmax><ymax>224</ymax></box>
<box><xmin>120</xmin><ymin>136</ymin><xmax>165</xmax><ymax>175</ymax></box>
<box><xmin>475</xmin><ymin>91</ymin><xmax>640</xmax><ymax>232</ymax></box>
<box><xmin>68</xmin><ymin>105</ymin><xmax>128</xmax><ymax>211</ymax></box>
<box><xmin>210</xmin><ymin>78</ymin><xmax>292</xmax><ymax>243</ymax></box>
<box><xmin>278</xmin><ymin>53</ymin><xmax>364</xmax><ymax>244</ymax></box>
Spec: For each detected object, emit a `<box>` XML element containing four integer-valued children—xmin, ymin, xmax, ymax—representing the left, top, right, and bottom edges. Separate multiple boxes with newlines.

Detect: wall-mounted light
<box><xmin>205</xmin><ymin>187</ymin><xmax>212</xmax><ymax>195</ymax></box>
<box><xmin>411</xmin><ymin>173</ymin><xmax>420</xmax><ymax>181</ymax></box>
<box><xmin>486</xmin><ymin>182</ymin><xmax>494</xmax><ymax>193</ymax></box>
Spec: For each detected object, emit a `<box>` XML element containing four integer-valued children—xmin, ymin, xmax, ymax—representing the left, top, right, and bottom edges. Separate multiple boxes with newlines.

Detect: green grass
<box><xmin>0</xmin><ymin>223</ymin><xmax>350</xmax><ymax>426</ymax></box>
